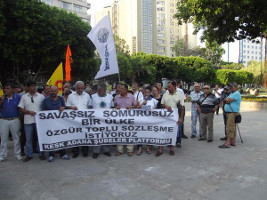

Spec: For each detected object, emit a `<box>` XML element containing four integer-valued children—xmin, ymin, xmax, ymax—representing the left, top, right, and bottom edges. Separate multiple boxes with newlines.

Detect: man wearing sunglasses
<box><xmin>18</xmin><ymin>81</ymin><xmax>45</xmax><ymax>162</ymax></box>
<box><xmin>197</xmin><ymin>85</ymin><xmax>219</xmax><ymax>142</ymax></box>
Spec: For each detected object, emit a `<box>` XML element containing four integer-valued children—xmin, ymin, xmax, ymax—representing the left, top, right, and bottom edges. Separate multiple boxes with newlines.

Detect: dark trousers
<box><xmin>20</xmin><ymin>120</ymin><xmax>26</xmax><ymax>153</ymax></box>
<box><xmin>223</xmin><ymin>112</ymin><xmax>227</xmax><ymax>136</ymax></box>
<box><xmin>72</xmin><ymin>146</ymin><xmax>89</xmax><ymax>155</ymax></box>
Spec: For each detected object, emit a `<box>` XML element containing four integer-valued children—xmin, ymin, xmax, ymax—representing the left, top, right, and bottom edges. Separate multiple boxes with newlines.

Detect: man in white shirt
<box><xmin>88</xmin><ymin>83</ymin><xmax>114</xmax><ymax>158</ymax></box>
<box><xmin>212</xmin><ymin>84</ymin><xmax>223</xmax><ymax>115</ymax></box>
<box><xmin>18</xmin><ymin>81</ymin><xmax>45</xmax><ymax>162</ymax></box>
<box><xmin>132</xmin><ymin>82</ymin><xmax>143</xmax><ymax>106</ymax></box>
<box><xmin>66</xmin><ymin>81</ymin><xmax>91</xmax><ymax>158</ymax></box>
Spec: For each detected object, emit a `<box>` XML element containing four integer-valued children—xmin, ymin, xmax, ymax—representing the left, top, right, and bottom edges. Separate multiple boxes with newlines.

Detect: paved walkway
<box><xmin>1</xmin><ymin>103</ymin><xmax>267</xmax><ymax>200</ymax></box>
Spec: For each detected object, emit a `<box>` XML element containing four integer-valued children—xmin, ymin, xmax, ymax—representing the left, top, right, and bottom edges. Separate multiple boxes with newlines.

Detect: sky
<box><xmin>88</xmin><ymin>0</ymin><xmax>112</xmax><ymax>26</ymax></box>
<box><xmin>87</xmin><ymin>0</ymin><xmax>240</xmax><ymax>63</ymax></box>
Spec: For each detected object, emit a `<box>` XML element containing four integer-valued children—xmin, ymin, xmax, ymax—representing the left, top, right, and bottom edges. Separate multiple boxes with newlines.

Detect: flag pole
<box><xmin>118</xmin><ymin>73</ymin><xmax>121</xmax><ymax>84</ymax></box>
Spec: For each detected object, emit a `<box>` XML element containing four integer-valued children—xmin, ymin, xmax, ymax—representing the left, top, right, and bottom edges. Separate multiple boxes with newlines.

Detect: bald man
<box><xmin>42</xmin><ymin>86</ymin><xmax>70</xmax><ymax>162</ymax></box>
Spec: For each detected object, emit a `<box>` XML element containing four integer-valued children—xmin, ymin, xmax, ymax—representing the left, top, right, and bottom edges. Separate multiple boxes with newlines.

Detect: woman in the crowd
<box><xmin>152</xmin><ymin>85</ymin><xmax>162</xmax><ymax>109</ymax></box>
<box><xmin>62</xmin><ymin>87</ymin><xmax>71</xmax><ymax>103</ymax></box>
<box><xmin>136</xmin><ymin>86</ymin><xmax>158</xmax><ymax>155</ymax></box>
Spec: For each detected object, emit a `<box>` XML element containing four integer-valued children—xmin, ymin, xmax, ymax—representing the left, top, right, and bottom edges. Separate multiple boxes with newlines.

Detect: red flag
<box><xmin>65</xmin><ymin>45</ymin><xmax>73</xmax><ymax>82</ymax></box>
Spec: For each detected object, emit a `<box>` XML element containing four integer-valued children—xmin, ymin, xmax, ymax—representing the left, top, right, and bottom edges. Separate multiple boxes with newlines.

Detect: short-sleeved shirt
<box><xmin>161</xmin><ymin>91</ymin><xmax>185</xmax><ymax>109</ymax></box>
<box><xmin>1</xmin><ymin>94</ymin><xmax>21</xmax><ymax>118</ymax></box>
<box><xmin>18</xmin><ymin>92</ymin><xmax>45</xmax><ymax>124</ymax></box>
<box><xmin>197</xmin><ymin>93</ymin><xmax>219</xmax><ymax>113</ymax></box>
<box><xmin>134</xmin><ymin>91</ymin><xmax>144</xmax><ymax>104</ymax></box>
<box><xmin>42</xmin><ymin>96</ymin><xmax>65</xmax><ymax>111</ymax></box>
<box><xmin>190</xmin><ymin>91</ymin><xmax>203</xmax><ymax>110</ymax></box>
<box><xmin>176</xmin><ymin>88</ymin><xmax>186</xmax><ymax>100</ymax></box>
<box><xmin>114</xmin><ymin>93</ymin><xmax>136</xmax><ymax>108</ymax></box>
<box><xmin>89</xmin><ymin>93</ymin><xmax>114</xmax><ymax>109</ymax></box>
<box><xmin>141</xmin><ymin>97</ymin><xmax>158</xmax><ymax>110</ymax></box>
<box><xmin>66</xmin><ymin>92</ymin><xmax>90</xmax><ymax>110</ymax></box>
<box><xmin>224</xmin><ymin>91</ymin><xmax>241</xmax><ymax>113</ymax></box>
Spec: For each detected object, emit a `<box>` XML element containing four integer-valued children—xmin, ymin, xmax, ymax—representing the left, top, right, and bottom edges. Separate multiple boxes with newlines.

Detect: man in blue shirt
<box><xmin>219</xmin><ymin>83</ymin><xmax>241</xmax><ymax>148</ymax></box>
<box><xmin>0</xmin><ymin>83</ymin><xmax>22</xmax><ymax>161</ymax></box>
<box><xmin>42</xmin><ymin>86</ymin><xmax>70</xmax><ymax>162</ymax></box>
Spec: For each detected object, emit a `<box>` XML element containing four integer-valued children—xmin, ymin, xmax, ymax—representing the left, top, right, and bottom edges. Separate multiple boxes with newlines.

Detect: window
<box><xmin>42</xmin><ymin>0</ymin><xmax>53</xmax><ymax>5</ymax></box>
<box><xmin>61</xmin><ymin>2</ymin><xmax>71</xmax><ymax>10</ymax></box>
<box><xmin>244</xmin><ymin>45</ymin><xmax>246</xmax><ymax>48</ymax></box>
<box><xmin>74</xmin><ymin>4</ymin><xmax>83</xmax><ymax>12</ymax></box>
<box><xmin>247</xmin><ymin>56</ymin><xmax>250</xmax><ymax>59</ymax></box>
<box><xmin>157</xmin><ymin>33</ymin><xmax>165</xmax><ymax>37</ymax></box>
<box><xmin>157</xmin><ymin>39</ymin><xmax>165</xmax><ymax>44</ymax></box>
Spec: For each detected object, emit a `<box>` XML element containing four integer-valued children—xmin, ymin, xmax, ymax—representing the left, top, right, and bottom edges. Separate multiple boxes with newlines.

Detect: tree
<box><xmin>172</xmin><ymin>38</ymin><xmax>224</xmax><ymax>67</ymax></box>
<box><xmin>0</xmin><ymin>0</ymin><xmax>96</xmax><ymax>83</ymax></box>
<box><xmin>220</xmin><ymin>63</ymin><xmax>244</xmax><ymax>70</ymax></box>
<box><xmin>243</xmin><ymin>61</ymin><xmax>263</xmax><ymax>85</ymax></box>
<box><xmin>114</xmin><ymin>35</ymin><xmax>130</xmax><ymax>56</ymax></box>
<box><xmin>175</xmin><ymin>0</ymin><xmax>267</xmax><ymax>44</ymax></box>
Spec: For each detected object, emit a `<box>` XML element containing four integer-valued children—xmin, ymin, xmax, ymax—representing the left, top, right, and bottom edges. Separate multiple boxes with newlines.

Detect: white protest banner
<box><xmin>35</xmin><ymin>109</ymin><xmax>178</xmax><ymax>151</ymax></box>
<box><xmin>87</xmin><ymin>15</ymin><xmax>119</xmax><ymax>79</ymax></box>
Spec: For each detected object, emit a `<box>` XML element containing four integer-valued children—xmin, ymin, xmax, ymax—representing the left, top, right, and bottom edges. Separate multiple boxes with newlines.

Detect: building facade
<box><xmin>41</xmin><ymin>0</ymin><xmax>91</xmax><ymax>23</ymax></box>
<box><xmin>94</xmin><ymin>0</ymin><xmax>197</xmax><ymax>57</ymax></box>
<box><xmin>222</xmin><ymin>38</ymin><xmax>266</xmax><ymax>66</ymax></box>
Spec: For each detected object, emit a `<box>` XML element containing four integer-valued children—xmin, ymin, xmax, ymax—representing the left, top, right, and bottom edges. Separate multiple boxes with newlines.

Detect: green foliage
<box><xmin>220</xmin><ymin>63</ymin><xmax>245</xmax><ymax>70</ymax></box>
<box><xmin>134</xmin><ymin>53</ymin><xmax>215</xmax><ymax>84</ymax></box>
<box><xmin>216</xmin><ymin>69</ymin><xmax>254</xmax><ymax>85</ymax></box>
<box><xmin>0</xmin><ymin>0</ymin><xmax>96</xmax><ymax>83</ymax></box>
<box><xmin>175</xmin><ymin>0</ymin><xmax>267</xmax><ymax>44</ymax></box>
<box><xmin>172</xmin><ymin>39</ymin><xmax>224</xmax><ymax>67</ymax></box>
<box><xmin>243</xmin><ymin>61</ymin><xmax>264</xmax><ymax>85</ymax></box>
<box><xmin>114</xmin><ymin>35</ymin><xmax>130</xmax><ymax>56</ymax></box>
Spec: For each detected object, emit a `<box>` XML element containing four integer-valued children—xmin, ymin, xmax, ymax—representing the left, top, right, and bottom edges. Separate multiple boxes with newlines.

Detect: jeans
<box><xmin>176</xmin><ymin>124</ymin><xmax>182</xmax><ymax>144</ymax></box>
<box><xmin>24</xmin><ymin>123</ymin><xmax>43</xmax><ymax>157</ymax></box>
<box><xmin>92</xmin><ymin>145</ymin><xmax>110</xmax><ymax>154</ymax></box>
<box><xmin>0</xmin><ymin>118</ymin><xmax>21</xmax><ymax>158</ymax></box>
<box><xmin>191</xmin><ymin>109</ymin><xmax>202</xmax><ymax>136</ymax></box>
<box><xmin>49</xmin><ymin>150</ymin><xmax>66</xmax><ymax>157</ymax></box>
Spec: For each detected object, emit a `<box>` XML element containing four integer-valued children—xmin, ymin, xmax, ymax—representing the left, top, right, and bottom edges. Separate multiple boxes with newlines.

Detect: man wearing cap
<box><xmin>219</xmin><ymin>83</ymin><xmax>241</xmax><ymax>148</ymax></box>
<box><xmin>220</xmin><ymin>85</ymin><xmax>231</xmax><ymax>141</ymax></box>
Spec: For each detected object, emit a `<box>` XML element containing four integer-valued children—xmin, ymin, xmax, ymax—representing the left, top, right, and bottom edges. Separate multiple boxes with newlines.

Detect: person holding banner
<box><xmin>42</xmin><ymin>86</ymin><xmax>70</xmax><ymax>162</ymax></box>
<box><xmin>0</xmin><ymin>83</ymin><xmax>22</xmax><ymax>161</ymax></box>
<box><xmin>88</xmin><ymin>83</ymin><xmax>114</xmax><ymax>159</ymax></box>
<box><xmin>158</xmin><ymin>81</ymin><xmax>185</xmax><ymax>156</ymax></box>
<box><xmin>66</xmin><ymin>81</ymin><xmax>91</xmax><ymax>158</ymax></box>
<box><xmin>114</xmin><ymin>84</ymin><xmax>137</xmax><ymax>156</ymax></box>
<box><xmin>136</xmin><ymin>86</ymin><xmax>158</xmax><ymax>156</ymax></box>
<box><xmin>132</xmin><ymin>82</ymin><xmax>144</xmax><ymax>106</ymax></box>
<box><xmin>18</xmin><ymin>81</ymin><xmax>45</xmax><ymax>162</ymax></box>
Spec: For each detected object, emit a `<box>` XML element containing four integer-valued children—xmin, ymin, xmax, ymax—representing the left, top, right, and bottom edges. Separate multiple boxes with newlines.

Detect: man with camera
<box><xmin>219</xmin><ymin>83</ymin><xmax>241</xmax><ymax>148</ymax></box>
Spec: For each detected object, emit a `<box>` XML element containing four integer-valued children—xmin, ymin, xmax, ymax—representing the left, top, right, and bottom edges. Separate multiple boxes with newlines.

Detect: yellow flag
<box><xmin>46</xmin><ymin>63</ymin><xmax>63</xmax><ymax>95</ymax></box>
<box><xmin>0</xmin><ymin>81</ymin><xmax>3</xmax><ymax>97</ymax></box>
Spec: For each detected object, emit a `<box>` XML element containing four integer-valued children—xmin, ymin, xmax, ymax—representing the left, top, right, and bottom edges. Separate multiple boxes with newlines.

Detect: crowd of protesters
<box><xmin>0</xmin><ymin>79</ymin><xmax>241</xmax><ymax>162</ymax></box>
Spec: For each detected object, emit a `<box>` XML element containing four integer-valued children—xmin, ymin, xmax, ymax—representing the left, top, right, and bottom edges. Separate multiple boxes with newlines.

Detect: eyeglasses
<box><xmin>203</xmin><ymin>88</ymin><xmax>210</xmax><ymax>90</ymax></box>
<box><xmin>31</xmin><ymin>96</ymin><xmax>34</xmax><ymax>103</ymax></box>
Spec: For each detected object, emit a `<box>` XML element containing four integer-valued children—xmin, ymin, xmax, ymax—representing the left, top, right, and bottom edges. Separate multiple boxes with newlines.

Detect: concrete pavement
<box><xmin>0</xmin><ymin>103</ymin><xmax>267</xmax><ymax>200</ymax></box>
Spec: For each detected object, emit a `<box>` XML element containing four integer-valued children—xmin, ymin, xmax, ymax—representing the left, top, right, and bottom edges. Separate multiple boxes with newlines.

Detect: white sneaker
<box><xmin>15</xmin><ymin>155</ymin><xmax>23</xmax><ymax>160</ymax></box>
<box><xmin>0</xmin><ymin>157</ymin><xmax>5</xmax><ymax>162</ymax></box>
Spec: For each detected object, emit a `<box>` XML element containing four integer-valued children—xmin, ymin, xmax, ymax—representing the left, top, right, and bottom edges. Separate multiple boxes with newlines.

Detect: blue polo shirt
<box><xmin>224</xmin><ymin>91</ymin><xmax>241</xmax><ymax>113</ymax></box>
<box><xmin>42</xmin><ymin>96</ymin><xmax>65</xmax><ymax>111</ymax></box>
<box><xmin>1</xmin><ymin>94</ymin><xmax>21</xmax><ymax>118</ymax></box>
